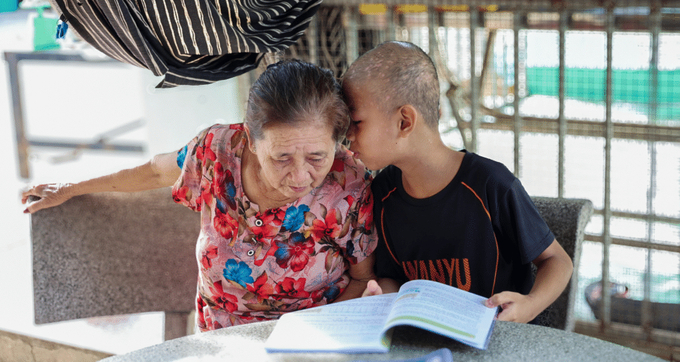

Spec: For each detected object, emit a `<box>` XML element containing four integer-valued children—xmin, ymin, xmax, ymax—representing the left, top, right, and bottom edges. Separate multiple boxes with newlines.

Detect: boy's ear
<box><xmin>397</xmin><ymin>104</ymin><xmax>418</xmax><ymax>138</ymax></box>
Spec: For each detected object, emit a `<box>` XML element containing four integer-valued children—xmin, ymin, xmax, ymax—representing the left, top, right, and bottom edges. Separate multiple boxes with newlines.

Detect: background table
<box><xmin>4</xmin><ymin>50</ymin><xmax>145</xmax><ymax>179</ymax></box>
<box><xmin>103</xmin><ymin>320</ymin><xmax>664</xmax><ymax>362</ymax></box>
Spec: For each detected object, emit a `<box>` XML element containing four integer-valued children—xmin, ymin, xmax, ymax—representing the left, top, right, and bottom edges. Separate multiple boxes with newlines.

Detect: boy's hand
<box><xmin>361</xmin><ymin>280</ymin><xmax>383</xmax><ymax>297</ymax></box>
<box><xmin>484</xmin><ymin>291</ymin><xmax>538</xmax><ymax>323</ymax></box>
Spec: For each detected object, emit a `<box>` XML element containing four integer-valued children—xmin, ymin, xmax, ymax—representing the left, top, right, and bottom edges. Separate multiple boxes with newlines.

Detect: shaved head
<box><xmin>342</xmin><ymin>41</ymin><xmax>440</xmax><ymax>128</ymax></box>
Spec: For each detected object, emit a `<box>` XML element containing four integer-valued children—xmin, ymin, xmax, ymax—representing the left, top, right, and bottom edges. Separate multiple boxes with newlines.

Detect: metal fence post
<box><xmin>513</xmin><ymin>11</ymin><xmax>522</xmax><ymax>177</ymax></box>
<box><xmin>469</xmin><ymin>8</ymin><xmax>479</xmax><ymax>153</ymax></box>
<box><xmin>558</xmin><ymin>8</ymin><xmax>568</xmax><ymax>198</ymax></box>
<box><xmin>601</xmin><ymin>4</ymin><xmax>615</xmax><ymax>329</ymax></box>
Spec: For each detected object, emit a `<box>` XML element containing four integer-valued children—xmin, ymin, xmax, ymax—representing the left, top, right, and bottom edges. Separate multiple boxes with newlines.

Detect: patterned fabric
<box><xmin>173</xmin><ymin>123</ymin><xmax>377</xmax><ymax>330</ymax></box>
<box><xmin>48</xmin><ymin>0</ymin><xmax>321</xmax><ymax>87</ymax></box>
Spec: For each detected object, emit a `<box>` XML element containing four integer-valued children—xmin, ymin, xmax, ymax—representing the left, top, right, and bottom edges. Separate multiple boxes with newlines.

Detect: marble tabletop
<box><xmin>102</xmin><ymin>320</ymin><xmax>663</xmax><ymax>362</ymax></box>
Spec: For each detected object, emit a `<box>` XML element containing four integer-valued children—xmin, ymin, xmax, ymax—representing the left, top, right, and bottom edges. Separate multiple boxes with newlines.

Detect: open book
<box><xmin>265</xmin><ymin>279</ymin><xmax>498</xmax><ymax>353</ymax></box>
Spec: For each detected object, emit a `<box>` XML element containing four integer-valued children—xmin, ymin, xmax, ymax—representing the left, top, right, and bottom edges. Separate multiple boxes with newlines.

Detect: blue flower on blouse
<box><xmin>225</xmin><ymin>181</ymin><xmax>237</xmax><ymax>208</ymax></box>
<box><xmin>282</xmin><ymin>204</ymin><xmax>310</xmax><ymax>231</ymax></box>
<box><xmin>346</xmin><ymin>239</ymin><xmax>355</xmax><ymax>258</ymax></box>
<box><xmin>223</xmin><ymin>259</ymin><xmax>254</xmax><ymax>288</ymax></box>
<box><xmin>177</xmin><ymin>145</ymin><xmax>188</xmax><ymax>169</ymax></box>
<box><xmin>323</xmin><ymin>283</ymin><xmax>341</xmax><ymax>301</ymax></box>
<box><xmin>274</xmin><ymin>232</ymin><xmax>306</xmax><ymax>264</ymax></box>
<box><xmin>216</xmin><ymin>199</ymin><xmax>226</xmax><ymax>214</ymax></box>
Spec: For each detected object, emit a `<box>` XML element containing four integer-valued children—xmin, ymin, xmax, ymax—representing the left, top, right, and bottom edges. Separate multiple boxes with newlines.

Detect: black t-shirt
<box><xmin>372</xmin><ymin>151</ymin><xmax>555</xmax><ymax>298</ymax></box>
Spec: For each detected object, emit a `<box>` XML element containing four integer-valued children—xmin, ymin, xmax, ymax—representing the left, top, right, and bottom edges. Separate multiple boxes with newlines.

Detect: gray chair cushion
<box><xmin>531</xmin><ymin>197</ymin><xmax>594</xmax><ymax>331</ymax></box>
<box><xmin>31</xmin><ymin>188</ymin><xmax>199</xmax><ymax>325</ymax></box>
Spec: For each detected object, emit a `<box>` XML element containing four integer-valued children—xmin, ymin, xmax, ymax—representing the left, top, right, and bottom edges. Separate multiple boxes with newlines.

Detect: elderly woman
<box><xmin>22</xmin><ymin>60</ymin><xmax>378</xmax><ymax>331</ymax></box>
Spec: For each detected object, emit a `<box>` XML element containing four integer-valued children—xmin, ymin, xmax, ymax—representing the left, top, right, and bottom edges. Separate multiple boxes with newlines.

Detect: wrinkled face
<box><xmin>252</xmin><ymin>120</ymin><xmax>337</xmax><ymax>200</ymax></box>
<box><xmin>343</xmin><ymin>81</ymin><xmax>399</xmax><ymax>171</ymax></box>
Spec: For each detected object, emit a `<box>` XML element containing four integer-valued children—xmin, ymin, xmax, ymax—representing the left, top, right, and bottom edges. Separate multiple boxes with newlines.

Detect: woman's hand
<box><xmin>360</xmin><ymin>278</ymin><xmax>400</xmax><ymax>297</ymax></box>
<box><xmin>22</xmin><ymin>183</ymin><xmax>75</xmax><ymax>214</ymax></box>
<box><xmin>20</xmin><ymin>152</ymin><xmax>181</xmax><ymax>215</ymax></box>
<box><xmin>361</xmin><ymin>280</ymin><xmax>383</xmax><ymax>297</ymax></box>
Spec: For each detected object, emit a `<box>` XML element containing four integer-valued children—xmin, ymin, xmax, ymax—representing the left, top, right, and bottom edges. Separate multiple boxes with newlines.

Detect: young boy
<box><xmin>342</xmin><ymin>41</ymin><xmax>573</xmax><ymax>324</ymax></box>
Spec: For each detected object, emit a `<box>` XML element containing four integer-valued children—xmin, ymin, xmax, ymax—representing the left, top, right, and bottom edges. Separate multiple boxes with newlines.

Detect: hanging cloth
<box><xmin>49</xmin><ymin>0</ymin><xmax>321</xmax><ymax>87</ymax></box>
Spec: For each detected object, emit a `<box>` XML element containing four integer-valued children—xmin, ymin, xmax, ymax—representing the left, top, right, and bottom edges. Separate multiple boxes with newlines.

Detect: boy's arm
<box><xmin>484</xmin><ymin>239</ymin><xmax>573</xmax><ymax>323</ymax></box>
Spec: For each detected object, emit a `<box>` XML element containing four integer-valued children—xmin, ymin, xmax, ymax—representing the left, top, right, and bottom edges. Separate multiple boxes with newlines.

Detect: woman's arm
<box><xmin>22</xmin><ymin>152</ymin><xmax>181</xmax><ymax>214</ymax></box>
<box><xmin>333</xmin><ymin>253</ymin><xmax>377</xmax><ymax>302</ymax></box>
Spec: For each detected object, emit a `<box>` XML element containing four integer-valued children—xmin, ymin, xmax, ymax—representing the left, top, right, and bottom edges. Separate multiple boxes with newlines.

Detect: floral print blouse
<box><xmin>172</xmin><ymin>123</ymin><xmax>377</xmax><ymax>331</ymax></box>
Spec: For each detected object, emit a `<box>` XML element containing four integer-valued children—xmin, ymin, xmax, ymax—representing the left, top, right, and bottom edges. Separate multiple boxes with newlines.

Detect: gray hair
<box><xmin>246</xmin><ymin>59</ymin><xmax>349</xmax><ymax>142</ymax></box>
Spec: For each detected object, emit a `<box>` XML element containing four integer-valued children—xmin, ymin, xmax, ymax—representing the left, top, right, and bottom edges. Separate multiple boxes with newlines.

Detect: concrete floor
<box><xmin>1</xmin><ymin>9</ymin><xmax>165</xmax><ymax>356</ymax></box>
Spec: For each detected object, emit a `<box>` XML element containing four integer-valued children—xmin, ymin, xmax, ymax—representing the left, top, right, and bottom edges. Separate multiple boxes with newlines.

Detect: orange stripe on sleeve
<box><xmin>381</xmin><ymin>187</ymin><xmax>397</xmax><ymax>203</ymax></box>
<box><xmin>461</xmin><ymin>182</ymin><xmax>500</xmax><ymax>296</ymax></box>
<box><xmin>380</xmin><ymin>187</ymin><xmax>400</xmax><ymax>265</ymax></box>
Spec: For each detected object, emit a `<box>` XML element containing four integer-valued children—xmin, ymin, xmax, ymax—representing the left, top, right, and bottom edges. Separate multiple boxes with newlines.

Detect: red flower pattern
<box><xmin>275</xmin><ymin>233</ymin><xmax>315</xmax><ymax>272</ymax></box>
<box><xmin>357</xmin><ymin>190</ymin><xmax>374</xmax><ymax>227</ymax></box>
<box><xmin>172</xmin><ymin>185</ymin><xmax>190</xmax><ymax>204</ymax></box>
<box><xmin>310</xmin><ymin>288</ymin><xmax>325</xmax><ymax>303</ymax></box>
<box><xmin>196</xmin><ymin>178</ymin><xmax>214</xmax><ymax>210</ymax></box>
<box><xmin>309</xmin><ymin>208</ymin><xmax>342</xmax><ymax>242</ymax></box>
<box><xmin>251</xmin><ymin>209</ymin><xmax>284</xmax><ymax>242</ymax></box>
<box><xmin>288</xmin><ymin>238</ymin><xmax>315</xmax><ymax>272</ymax></box>
<box><xmin>213</xmin><ymin>207</ymin><xmax>238</xmax><ymax>240</ymax></box>
<box><xmin>246</xmin><ymin>273</ymin><xmax>274</xmax><ymax>299</ymax></box>
<box><xmin>209</xmin><ymin>281</ymin><xmax>238</xmax><ymax>313</ymax></box>
<box><xmin>274</xmin><ymin>277</ymin><xmax>310</xmax><ymax>299</ymax></box>
<box><xmin>212</xmin><ymin>162</ymin><xmax>236</xmax><ymax>209</ymax></box>
<box><xmin>197</xmin><ymin>132</ymin><xmax>216</xmax><ymax>163</ymax></box>
<box><xmin>201</xmin><ymin>245</ymin><xmax>218</xmax><ymax>270</ymax></box>
<box><xmin>196</xmin><ymin>294</ymin><xmax>207</xmax><ymax>330</ymax></box>
<box><xmin>330</xmin><ymin>158</ymin><xmax>344</xmax><ymax>173</ymax></box>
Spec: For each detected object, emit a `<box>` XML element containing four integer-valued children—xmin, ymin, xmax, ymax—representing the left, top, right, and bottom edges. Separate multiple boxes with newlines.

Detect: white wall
<box><xmin>141</xmin><ymin>72</ymin><xmax>245</xmax><ymax>155</ymax></box>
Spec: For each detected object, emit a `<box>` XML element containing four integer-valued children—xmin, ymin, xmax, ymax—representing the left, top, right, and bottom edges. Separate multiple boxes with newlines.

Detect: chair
<box><xmin>30</xmin><ymin>187</ymin><xmax>200</xmax><ymax>340</ymax></box>
<box><xmin>530</xmin><ymin>196</ymin><xmax>594</xmax><ymax>331</ymax></box>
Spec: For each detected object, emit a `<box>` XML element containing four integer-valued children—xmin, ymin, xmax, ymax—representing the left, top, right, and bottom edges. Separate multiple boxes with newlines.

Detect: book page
<box><xmin>382</xmin><ymin>279</ymin><xmax>497</xmax><ymax>349</ymax></box>
<box><xmin>264</xmin><ymin>293</ymin><xmax>397</xmax><ymax>353</ymax></box>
